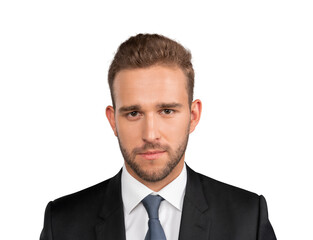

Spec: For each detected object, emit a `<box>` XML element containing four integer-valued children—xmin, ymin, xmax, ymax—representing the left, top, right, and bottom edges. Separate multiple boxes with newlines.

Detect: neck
<box><xmin>125</xmin><ymin>158</ymin><xmax>185</xmax><ymax>192</ymax></box>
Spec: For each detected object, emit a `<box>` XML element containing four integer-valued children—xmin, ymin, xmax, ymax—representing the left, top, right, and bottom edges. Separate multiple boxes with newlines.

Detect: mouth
<box><xmin>138</xmin><ymin>150</ymin><xmax>166</xmax><ymax>160</ymax></box>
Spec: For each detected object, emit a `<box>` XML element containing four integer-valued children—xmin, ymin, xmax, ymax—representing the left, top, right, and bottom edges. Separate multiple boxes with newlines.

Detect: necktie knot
<box><xmin>142</xmin><ymin>194</ymin><xmax>163</xmax><ymax>219</ymax></box>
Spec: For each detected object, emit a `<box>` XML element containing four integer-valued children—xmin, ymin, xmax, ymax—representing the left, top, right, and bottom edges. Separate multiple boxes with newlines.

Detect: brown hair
<box><xmin>108</xmin><ymin>33</ymin><xmax>194</xmax><ymax>109</ymax></box>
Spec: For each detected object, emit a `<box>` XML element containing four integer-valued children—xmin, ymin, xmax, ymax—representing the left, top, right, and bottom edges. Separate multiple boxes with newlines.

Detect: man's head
<box><xmin>106</xmin><ymin>34</ymin><xmax>201</xmax><ymax>190</ymax></box>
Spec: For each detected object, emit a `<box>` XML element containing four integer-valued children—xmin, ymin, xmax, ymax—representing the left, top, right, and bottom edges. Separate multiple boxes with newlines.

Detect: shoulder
<box><xmin>187</xmin><ymin>166</ymin><xmax>260</xmax><ymax>209</ymax></box>
<box><xmin>184</xmin><ymin>167</ymin><xmax>276</xmax><ymax>238</ymax></box>
<box><xmin>49</xmin><ymin>170</ymin><xmax>122</xmax><ymax>218</ymax></box>
<box><xmin>200</xmin><ymin>171</ymin><xmax>258</xmax><ymax>198</ymax></box>
<box><xmin>40</xmin><ymin>170</ymin><xmax>123</xmax><ymax>237</ymax></box>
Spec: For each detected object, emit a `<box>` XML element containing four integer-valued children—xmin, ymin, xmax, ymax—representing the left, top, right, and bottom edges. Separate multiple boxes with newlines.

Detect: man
<box><xmin>40</xmin><ymin>34</ymin><xmax>277</xmax><ymax>240</ymax></box>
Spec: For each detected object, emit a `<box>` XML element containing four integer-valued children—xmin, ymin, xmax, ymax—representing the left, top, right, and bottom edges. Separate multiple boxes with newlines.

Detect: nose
<box><xmin>142</xmin><ymin>113</ymin><xmax>160</xmax><ymax>143</ymax></box>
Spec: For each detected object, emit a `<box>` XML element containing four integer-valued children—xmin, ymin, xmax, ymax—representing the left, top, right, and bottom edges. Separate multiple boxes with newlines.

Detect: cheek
<box><xmin>160</xmin><ymin>115</ymin><xmax>190</xmax><ymax>139</ymax></box>
<box><xmin>116</xmin><ymin>119</ymin><xmax>141</xmax><ymax>145</ymax></box>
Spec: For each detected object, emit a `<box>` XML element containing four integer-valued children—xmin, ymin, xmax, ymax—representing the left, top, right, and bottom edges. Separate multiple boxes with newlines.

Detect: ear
<box><xmin>189</xmin><ymin>99</ymin><xmax>202</xmax><ymax>134</ymax></box>
<box><xmin>106</xmin><ymin>106</ymin><xmax>118</xmax><ymax>136</ymax></box>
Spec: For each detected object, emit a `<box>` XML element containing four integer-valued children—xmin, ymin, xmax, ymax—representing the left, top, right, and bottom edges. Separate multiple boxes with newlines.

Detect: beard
<box><xmin>117</xmin><ymin>124</ymin><xmax>190</xmax><ymax>183</ymax></box>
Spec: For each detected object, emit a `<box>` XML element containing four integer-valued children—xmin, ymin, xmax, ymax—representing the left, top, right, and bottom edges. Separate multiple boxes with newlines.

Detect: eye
<box><xmin>126</xmin><ymin>111</ymin><xmax>141</xmax><ymax>120</ymax></box>
<box><xmin>127</xmin><ymin>111</ymin><xmax>139</xmax><ymax>117</ymax></box>
<box><xmin>161</xmin><ymin>109</ymin><xmax>175</xmax><ymax>115</ymax></box>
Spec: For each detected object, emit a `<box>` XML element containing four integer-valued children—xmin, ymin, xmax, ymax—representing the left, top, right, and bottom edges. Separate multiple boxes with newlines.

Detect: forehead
<box><xmin>113</xmin><ymin>65</ymin><xmax>189</xmax><ymax>108</ymax></box>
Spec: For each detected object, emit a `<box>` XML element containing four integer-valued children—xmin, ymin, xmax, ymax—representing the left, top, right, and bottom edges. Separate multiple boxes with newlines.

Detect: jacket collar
<box><xmin>178</xmin><ymin>164</ymin><xmax>211</xmax><ymax>240</ymax></box>
<box><xmin>95</xmin><ymin>165</ymin><xmax>211</xmax><ymax>240</ymax></box>
<box><xmin>95</xmin><ymin>169</ymin><xmax>126</xmax><ymax>240</ymax></box>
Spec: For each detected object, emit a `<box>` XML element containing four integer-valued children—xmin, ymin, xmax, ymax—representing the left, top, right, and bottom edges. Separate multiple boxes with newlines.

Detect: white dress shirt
<box><xmin>121</xmin><ymin>163</ymin><xmax>187</xmax><ymax>240</ymax></box>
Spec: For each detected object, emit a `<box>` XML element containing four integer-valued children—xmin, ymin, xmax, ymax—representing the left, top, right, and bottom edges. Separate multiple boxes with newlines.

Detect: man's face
<box><xmin>106</xmin><ymin>65</ymin><xmax>201</xmax><ymax>185</ymax></box>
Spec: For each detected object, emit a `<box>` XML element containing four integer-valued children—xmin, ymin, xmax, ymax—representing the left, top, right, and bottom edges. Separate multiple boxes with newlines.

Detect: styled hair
<box><xmin>108</xmin><ymin>33</ymin><xmax>194</xmax><ymax>109</ymax></box>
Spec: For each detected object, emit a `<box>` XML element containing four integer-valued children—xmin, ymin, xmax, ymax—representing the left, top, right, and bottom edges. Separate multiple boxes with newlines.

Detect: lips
<box><xmin>138</xmin><ymin>150</ymin><xmax>166</xmax><ymax>160</ymax></box>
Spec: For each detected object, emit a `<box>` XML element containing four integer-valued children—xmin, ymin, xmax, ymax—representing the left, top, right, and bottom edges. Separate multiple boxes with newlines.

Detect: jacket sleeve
<box><xmin>257</xmin><ymin>195</ymin><xmax>277</xmax><ymax>240</ymax></box>
<box><xmin>40</xmin><ymin>202</ymin><xmax>53</xmax><ymax>240</ymax></box>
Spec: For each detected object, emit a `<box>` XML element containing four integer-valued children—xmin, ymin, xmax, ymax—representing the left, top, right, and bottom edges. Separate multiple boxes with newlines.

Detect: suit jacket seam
<box><xmin>50</xmin><ymin>201</ymin><xmax>55</xmax><ymax>240</ymax></box>
<box><xmin>256</xmin><ymin>195</ymin><xmax>261</xmax><ymax>240</ymax></box>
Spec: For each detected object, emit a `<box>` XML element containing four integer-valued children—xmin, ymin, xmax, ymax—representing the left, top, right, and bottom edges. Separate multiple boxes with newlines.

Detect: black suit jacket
<box><xmin>40</xmin><ymin>165</ymin><xmax>276</xmax><ymax>240</ymax></box>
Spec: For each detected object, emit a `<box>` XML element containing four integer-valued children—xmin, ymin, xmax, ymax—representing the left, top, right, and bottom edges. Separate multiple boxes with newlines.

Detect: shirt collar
<box><xmin>121</xmin><ymin>163</ymin><xmax>187</xmax><ymax>215</ymax></box>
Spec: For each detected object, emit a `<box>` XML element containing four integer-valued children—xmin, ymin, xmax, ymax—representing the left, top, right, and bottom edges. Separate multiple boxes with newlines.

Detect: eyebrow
<box><xmin>156</xmin><ymin>102</ymin><xmax>183</xmax><ymax>109</ymax></box>
<box><xmin>118</xmin><ymin>105</ymin><xmax>142</xmax><ymax>113</ymax></box>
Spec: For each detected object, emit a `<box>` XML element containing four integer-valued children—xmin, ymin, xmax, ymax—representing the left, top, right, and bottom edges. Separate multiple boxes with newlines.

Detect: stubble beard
<box><xmin>117</xmin><ymin>125</ymin><xmax>190</xmax><ymax>183</ymax></box>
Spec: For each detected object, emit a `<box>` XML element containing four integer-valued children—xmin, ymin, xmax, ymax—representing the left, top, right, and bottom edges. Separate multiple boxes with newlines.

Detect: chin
<box><xmin>134</xmin><ymin>162</ymin><xmax>174</xmax><ymax>182</ymax></box>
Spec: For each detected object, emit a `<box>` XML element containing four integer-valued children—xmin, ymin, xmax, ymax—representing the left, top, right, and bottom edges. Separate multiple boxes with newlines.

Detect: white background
<box><xmin>0</xmin><ymin>1</ymin><xmax>312</xmax><ymax>239</ymax></box>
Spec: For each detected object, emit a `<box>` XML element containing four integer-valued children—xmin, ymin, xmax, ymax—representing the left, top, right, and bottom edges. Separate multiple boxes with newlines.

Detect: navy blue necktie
<box><xmin>142</xmin><ymin>195</ymin><xmax>167</xmax><ymax>240</ymax></box>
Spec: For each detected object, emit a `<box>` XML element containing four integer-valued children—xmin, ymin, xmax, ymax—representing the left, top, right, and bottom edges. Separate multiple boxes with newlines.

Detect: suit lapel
<box><xmin>95</xmin><ymin>169</ymin><xmax>126</xmax><ymax>240</ymax></box>
<box><xmin>179</xmin><ymin>165</ymin><xmax>211</xmax><ymax>240</ymax></box>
